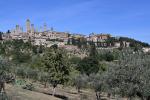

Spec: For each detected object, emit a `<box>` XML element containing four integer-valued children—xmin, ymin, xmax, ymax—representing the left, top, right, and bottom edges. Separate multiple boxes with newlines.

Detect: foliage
<box><xmin>30</xmin><ymin>55</ymin><xmax>44</xmax><ymax>69</ymax></box>
<box><xmin>1</xmin><ymin>39</ymin><xmax>150</xmax><ymax>100</ymax></box>
<box><xmin>77</xmin><ymin>44</ymin><xmax>100</xmax><ymax>76</ymax></box>
<box><xmin>119</xmin><ymin>37</ymin><xmax>150</xmax><ymax>47</ymax></box>
<box><xmin>89</xmin><ymin>73</ymin><xmax>107</xmax><ymax>100</ymax></box>
<box><xmin>97</xmin><ymin>49</ymin><xmax>120</xmax><ymax>62</ymax></box>
<box><xmin>22</xmin><ymin>83</ymin><xmax>35</xmax><ymax>91</ymax></box>
<box><xmin>38</xmin><ymin>71</ymin><xmax>49</xmax><ymax>87</ymax></box>
<box><xmin>16</xmin><ymin>67</ymin><xmax>27</xmax><ymax>79</ymax></box>
<box><xmin>78</xmin><ymin>57</ymin><xmax>99</xmax><ymax>76</ymax></box>
<box><xmin>69</xmin><ymin>57</ymin><xmax>81</xmax><ymax>66</ymax></box>
<box><xmin>0</xmin><ymin>92</ymin><xmax>11</xmax><ymax>100</ymax></box>
<box><xmin>73</xmin><ymin>74</ymin><xmax>88</xmax><ymax>93</ymax></box>
<box><xmin>0</xmin><ymin>40</ymin><xmax>32</xmax><ymax>63</ymax></box>
<box><xmin>106</xmin><ymin>50</ymin><xmax>150</xmax><ymax>99</ymax></box>
<box><xmin>43</xmin><ymin>48</ymin><xmax>71</xmax><ymax>88</ymax></box>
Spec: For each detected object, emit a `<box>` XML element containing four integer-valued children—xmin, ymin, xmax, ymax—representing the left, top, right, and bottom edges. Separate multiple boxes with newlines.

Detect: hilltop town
<box><xmin>1</xmin><ymin>19</ymin><xmax>150</xmax><ymax>53</ymax></box>
<box><xmin>1</xmin><ymin>19</ymin><xmax>130</xmax><ymax>47</ymax></box>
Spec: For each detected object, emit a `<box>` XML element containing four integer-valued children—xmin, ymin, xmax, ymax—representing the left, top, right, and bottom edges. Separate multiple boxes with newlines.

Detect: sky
<box><xmin>0</xmin><ymin>0</ymin><xmax>150</xmax><ymax>43</ymax></box>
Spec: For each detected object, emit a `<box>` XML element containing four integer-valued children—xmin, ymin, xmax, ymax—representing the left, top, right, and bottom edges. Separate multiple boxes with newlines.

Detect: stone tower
<box><xmin>44</xmin><ymin>23</ymin><xmax>47</xmax><ymax>32</ymax></box>
<box><xmin>40</xmin><ymin>26</ymin><xmax>42</xmax><ymax>32</ymax></box>
<box><xmin>50</xmin><ymin>27</ymin><xmax>54</xmax><ymax>32</ymax></box>
<box><xmin>26</xmin><ymin>19</ymin><xmax>31</xmax><ymax>33</ymax></box>
<box><xmin>15</xmin><ymin>25</ymin><xmax>20</xmax><ymax>34</ymax></box>
<box><xmin>31</xmin><ymin>24</ymin><xmax>35</xmax><ymax>33</ymax></box>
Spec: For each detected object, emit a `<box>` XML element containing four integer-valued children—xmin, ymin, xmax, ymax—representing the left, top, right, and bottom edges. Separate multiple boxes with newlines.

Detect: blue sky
<box><xmin>0</xmin><ymin>0</ymin><xmax>150</xmax><ymax>43</ymax></box>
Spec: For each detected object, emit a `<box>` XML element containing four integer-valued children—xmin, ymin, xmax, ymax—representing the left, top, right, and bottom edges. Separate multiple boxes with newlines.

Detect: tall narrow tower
<box><xmin>50</xmin><ymin>27</ymin><xmax>54</xmax><ymax>32</ymax></box>
<box><xmin>31</xmin><ymin>24</ymin><xmax>35</xmax><ymax>33</ymax></box>
<box><xmin>40</xmin><ymin>26</ymin><xmax>43</xmax><ymax>32</ymax></box>
<box><xmin>26</xmin><ymin>19</ymin><xmax>31</xmax><ymax>33</ymax></box>
<box><xmin>15</xmin><ymin>25</ymin><xmax>20</xmax><ymax>34</ymax></box>
<box><xmin>43</xmin><ymin>23</ymin><xmax>47</xmax><ymax>32</ymax></box>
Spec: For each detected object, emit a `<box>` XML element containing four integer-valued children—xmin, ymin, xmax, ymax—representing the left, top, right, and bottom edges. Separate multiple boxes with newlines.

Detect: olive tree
<box><xmin>73</xmin><ymin>74</ymin><xmax>88</xmax><ymax>93</ymax></box>
<box><xmin>43</xmin><ymin>48</ymin><xmax>71</xmax><ymax>96</ymax></box>
<box><xmin>89</xmin><ymin>73</ymin><xmax>107</xmax><ymax>100</ymax></box>
<box><xmin>38</xmin><ymin>72</ymin><xmax>49</xmax><ymax>88</ymax></box>
<box><xmin>106</xmin><ymin>51</ymin><xmax>150</xmax><ymax>100</ymax></box>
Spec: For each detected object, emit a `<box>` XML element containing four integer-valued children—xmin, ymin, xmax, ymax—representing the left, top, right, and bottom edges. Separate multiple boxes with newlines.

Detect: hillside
<box><xmin>5</xmin><ymin>84</ymin><xmax>61</xmax><ymax>100</ymax></box>
<box><xmin>0</xmin><ymin>39</ymin><xmax>150</xmax><ymax>100</ymax></box>
<box><xmin>4</xmin><ymin>83</ymin><xmax>119</xmax><ymax>100</ymax></box>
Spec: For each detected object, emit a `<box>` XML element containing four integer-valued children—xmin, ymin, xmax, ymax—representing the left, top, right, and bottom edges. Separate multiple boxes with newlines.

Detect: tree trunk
<box><xmin>146</xmin><ymin>96</ymin><xmax>150</xmax><ymax>100</ymax></box>
<box><xmin>96</xmin><ymin>92</ymin><xmax>99</xmax><ymax>100</ymax></box>
<box><xmin>137</xmin><ymin>92</ymin><xmax>145</xmax><ymax>100</ymax></box>
<box><xmin>0</xmin><ymin>81</ymin><xmax>5</xmax><ymax>93</ymax></box>
<box><xmin>52</xmin><ymin>87</ymin><xmax>56</xmax><ymax>96</ymax></box>
<box><xmin>96</xmin><ymin>92</ymin><xmax>101</xmax><ymax>100</ymax></box>
<box><xmin>77</xmin><ymin>87</ymin><xmax>81</xmax><ymax>93</ymax></box>
<box><xmin>140</xmin><ymin>96</ymin><xmax>146</xmax><ymax>100</ymax></box>
<box><xmin>52</xmin><ymin>82</ymin><xmax>57</xmax><ymax>96</ymax></box>
<box><xmin>107</xmin><ymin>93</ymin><xmax>111</xmax><ymax>100</ymax></box>
<box><xmin>44</xmin><ymin>82</ymin><xmax>47</xmax><ymax>88</ymax></box>
<box><xmin>127</xmin><ymin>97</ymin><xmax>131</xmax><ymax>100</ymax></box>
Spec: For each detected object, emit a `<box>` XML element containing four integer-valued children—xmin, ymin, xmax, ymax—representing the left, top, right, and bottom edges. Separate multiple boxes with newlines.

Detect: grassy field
<box><xmin>4</xmin><ymin>83</ymin><xmax>95</xmax><ymax>100</ymax></box>
<box><xmin>3</xmin><ymin>83</ymin><xmax>130</xmax><ymax>100</ymax></box>
<box><xmin>5</xmin><ymin>84</ymin><xmax>61</xmax><ymax>100</ymax></box>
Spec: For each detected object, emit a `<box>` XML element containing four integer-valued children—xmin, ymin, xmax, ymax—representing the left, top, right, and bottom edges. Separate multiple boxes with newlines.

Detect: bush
<box><xmin>16</xmin><ymin>67</ymin><xmax>26</xmax><ymax>79</ymax></box>
<box><xmin>22</xmin><ymin>83</ymin><xmax>35</xmax><ymax>91</ymax></box>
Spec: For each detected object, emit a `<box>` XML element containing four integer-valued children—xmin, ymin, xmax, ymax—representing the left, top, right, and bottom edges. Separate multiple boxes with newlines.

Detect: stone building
<box><xmin>87</xmin><ymin>33</ymin><xmax>111</xmax><ymax>47</ymax></box>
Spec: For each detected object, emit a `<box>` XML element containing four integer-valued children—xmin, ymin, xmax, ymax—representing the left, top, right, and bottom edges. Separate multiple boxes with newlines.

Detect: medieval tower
<box><xmin>26</xmin><ymin>19</ymin><xmax>31</xmax><ymax>33</ymax></box>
